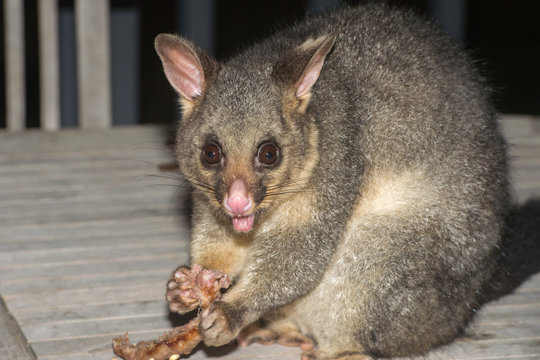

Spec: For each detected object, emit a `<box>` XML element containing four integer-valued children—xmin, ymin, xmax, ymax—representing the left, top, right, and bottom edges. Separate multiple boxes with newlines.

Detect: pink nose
<box><xmin>224</xmin><ymin>179</ymin><xmax>252</xmax><ymax>216</ymax></box>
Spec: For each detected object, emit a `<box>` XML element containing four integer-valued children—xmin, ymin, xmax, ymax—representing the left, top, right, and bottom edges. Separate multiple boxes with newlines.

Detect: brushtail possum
<box><xmin>155</xmin><ymin>4</ymin><xmax>509</xmax><ymax>359</ymax></box>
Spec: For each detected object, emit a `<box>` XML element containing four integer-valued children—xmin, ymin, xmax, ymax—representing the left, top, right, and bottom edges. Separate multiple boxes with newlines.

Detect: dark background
<box><xmin>1</xmin><ymin>0</ymin><xmax>539</xmax><ymax>128</ymax></box>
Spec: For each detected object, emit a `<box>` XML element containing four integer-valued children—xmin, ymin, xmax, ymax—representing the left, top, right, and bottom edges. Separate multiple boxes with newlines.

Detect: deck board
<box><xmin>1</xmin><ymin>116</ymin><xmax>539</xmax><ymax>360</ymax></box>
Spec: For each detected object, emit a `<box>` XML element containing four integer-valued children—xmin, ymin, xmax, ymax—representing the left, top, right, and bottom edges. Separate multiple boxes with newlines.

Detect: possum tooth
<box><xmin>170</xmin><ymin>355</ymin><xmax>180</xmax><ymax>360</ymax></box>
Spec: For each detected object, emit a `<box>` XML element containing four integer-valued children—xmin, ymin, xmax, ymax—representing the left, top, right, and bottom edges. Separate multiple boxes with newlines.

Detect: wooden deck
<box><xmin>0</xmin><ymin>115</ymin><xmax>539</xmax><ymax>360</ymax></box>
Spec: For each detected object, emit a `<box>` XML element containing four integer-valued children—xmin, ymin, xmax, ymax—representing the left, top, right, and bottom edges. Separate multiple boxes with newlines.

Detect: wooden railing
<box><xmin>3</xmin><ymin>0</ymin><xmax>112</xmax><ymax>131</ymax></box>
<box><xmin>3</xmin><ymin>0</ymin><xmax>466</xmax><ymax>132</ymax></box>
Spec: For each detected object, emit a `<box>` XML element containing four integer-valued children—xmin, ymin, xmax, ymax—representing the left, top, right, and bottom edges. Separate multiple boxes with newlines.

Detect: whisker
<box><xmin>142</xmin><ymin>174</ymin><xmax>184</xmax><ymax>181</ymax></box>
<box><xmin>118</xmin><ymin>157</ymin><xmax>167</xmax><ymax>169</ymax></box>
<box><xmin>130</xmin><ymin>174</ymin><xmax>183</xmax><ymax>189</ymax></box>
<box><xmin>133</xmin><ymin>172</ymin><xmax>215</xmax><ymax>197</ymax></box>
<box><xmin>265</xmin><ymin>183</ymin><xmax>314</xmax><ymax>193</ymax></box>
<box><xmin>138</xmin><ymin>183</ymin><xmax>185</xmax><ymax>190</ymax></box>
<box><xmin>178</xmin><ymin>174</ymin><xmax>216</xmax><ymax>194</ymax></box>
<box><xmin>265</xmin><ymin>190</ymin><xmax>314</xmax><ymax>198</ymax></box>
<box><xmin>266</xmin><ymin>179</ymin><xmax>309</xmax><ymax>190</ymax></box>
<box><xmin>265</xmin><ymin>175</ymin><xmax>313</xmax><ymax>199</ymax></box>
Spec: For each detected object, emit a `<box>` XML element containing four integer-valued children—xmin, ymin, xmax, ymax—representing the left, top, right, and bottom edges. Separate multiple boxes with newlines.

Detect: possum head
<box><xmin>155</xmin><ymin>34</ymin><xmax>335</xmax><ymax>232</ymax></box>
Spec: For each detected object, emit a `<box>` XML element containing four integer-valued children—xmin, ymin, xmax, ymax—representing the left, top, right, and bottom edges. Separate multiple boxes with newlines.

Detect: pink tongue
<box><xmin>232</xmin><ymin>214</ymin><xmax>255</xmax><ymax>232</ymax></box>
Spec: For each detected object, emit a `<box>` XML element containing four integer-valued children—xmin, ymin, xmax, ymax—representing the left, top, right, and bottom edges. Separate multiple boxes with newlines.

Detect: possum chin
<box><xmin>232</xmin><ymin>214</ymin><xmax>255</xmax><ymax>232</ymax></box>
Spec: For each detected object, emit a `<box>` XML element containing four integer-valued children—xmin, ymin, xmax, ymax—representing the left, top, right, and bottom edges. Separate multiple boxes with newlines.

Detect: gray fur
<box><xmin>158</xmin><ymin>3</ymin><xmax>509</xmax><ymax>358</ymax></box>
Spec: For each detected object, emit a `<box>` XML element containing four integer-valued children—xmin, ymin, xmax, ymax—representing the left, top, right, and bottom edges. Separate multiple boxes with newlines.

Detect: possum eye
<box><xmin>203</xmin><ymin>143</ymin><xmax>222</xmax><ymax>165</ymax></box>
<box><xmin>257</xmin><ymin>143</ymin><xmax>279</xmax><ymax>167</ymax></box>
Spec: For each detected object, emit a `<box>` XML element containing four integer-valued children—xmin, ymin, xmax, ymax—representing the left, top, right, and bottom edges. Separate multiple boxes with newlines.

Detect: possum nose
<box><xmin>224</xmin><ymin>179</ymin><xmax>252</xmax><ymax>215</ymax></box>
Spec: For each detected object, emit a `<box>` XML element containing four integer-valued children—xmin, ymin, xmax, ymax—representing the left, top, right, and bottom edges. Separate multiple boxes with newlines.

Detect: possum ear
<box><xmin>272</xmin><ymin>34</ymin><xmax>336</xmax><ymax>113</ymax></box>
<box><xmin>155</xmin><ymin>34</ymin><xmax>218</xmax><ymax>114</ymax></box>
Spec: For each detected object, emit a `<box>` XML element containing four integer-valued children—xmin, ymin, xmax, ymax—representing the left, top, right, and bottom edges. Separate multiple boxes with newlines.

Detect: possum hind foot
<box><xmin>301</xmin><ymin>350</ymin><xmax>373</xmax><ymax>360</ymax></box>
<box><xmin>237</xmin><ymin>322</ymin><xmax>314</xmax><ymax>351</ymax></box>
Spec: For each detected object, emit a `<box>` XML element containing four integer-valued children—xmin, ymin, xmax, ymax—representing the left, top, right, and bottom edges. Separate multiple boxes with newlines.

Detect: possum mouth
<box><xmin>232</xmin><ymin>214</ymin><xmax>255</xmax><ymax>232</ymax></box>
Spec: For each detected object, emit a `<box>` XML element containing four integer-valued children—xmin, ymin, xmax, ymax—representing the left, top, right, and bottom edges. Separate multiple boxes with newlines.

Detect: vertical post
<box><xmin>59</xmin><ymin>7</ymin><xmax>78</xmax><ymax>127</ymax></box>
<box><xmin>3</xmin><ymin>0</ymin><xmax>26</xmax><ymax>131</ymax></box>
<box><xmin>177</xmin><ymin>0</ymin><xmax>215</xmax><ymax>55</ymax></box>
<box><xmin>110</xmin><ymin>6</ymin><xmax>139</xmax><ymax>125</ymax></box>
<box><xmin>38</xmin><ymin>0</ymin><xmax>60</xmax><ymax>130</ymax></box>
<box><xmin>74</xmin><ymin>0</ymin><xmax>112</xmax><ymax>129</ymax></box>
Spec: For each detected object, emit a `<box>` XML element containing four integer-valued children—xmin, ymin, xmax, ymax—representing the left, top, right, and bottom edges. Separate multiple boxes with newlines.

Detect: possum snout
<box><xmin>223</xmin><ymin>178</ymin><xmax>256</xmax><ymax>232</ymax></box>
<box><xmin>224</xmin><ymin>178</ymin><xmax>253</xmax><ymax>216</ymax></box>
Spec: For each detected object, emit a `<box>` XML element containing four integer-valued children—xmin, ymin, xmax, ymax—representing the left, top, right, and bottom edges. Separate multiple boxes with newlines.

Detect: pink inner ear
<box><xmin>162</xmin><ymin>47</ymin><xmax>204</xmax><ymax>100</ymax></box>
<box><xmin>294</xmin><ymin>35</ymin><xmax>335</xmax><ymax>99</ymax></box>
<box><xmin>296</xmin><ymin>61</ymin><xmax>325</xmax><ymax>98</ymax></box>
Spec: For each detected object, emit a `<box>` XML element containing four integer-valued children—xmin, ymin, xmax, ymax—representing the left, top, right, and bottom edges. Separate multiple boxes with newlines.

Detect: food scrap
<box><xmin>112</xmin><ymin>265</ymin><xmax>231</xmax><ymax>360</ymax></box>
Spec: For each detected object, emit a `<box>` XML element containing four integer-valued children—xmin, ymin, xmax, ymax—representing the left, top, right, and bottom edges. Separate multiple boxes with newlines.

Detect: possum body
<box><xmin>155</xmin><ymin>4</ymin><xmax>509</xmax><ymax>359</ymax></box>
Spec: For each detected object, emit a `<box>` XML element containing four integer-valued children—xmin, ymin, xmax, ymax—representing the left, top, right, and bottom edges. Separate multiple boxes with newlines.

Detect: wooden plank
<box><xmin>3</xmin><ymin>0</ymin><xmax>26</xmax><ymax>131</ymax></box>
<box><xmin>23</xmin><ymin>313</ymin><xmax>172</xmax><ymax>342</ymax></box>
<box><xmin>0</xmin><ymin>190</ymin><xmax>176</xmax><ymax>215</ymax></box>
<box><xmin>5</xmin><ymin>281</ymin><xmax>168</xmax><ymax>312</ymax></box>
<box><xmin>0</xmin><ymin>267</ymin><xmax>173</xmax><ymax>298</ymax></box>
<box><xmin>0</xmin><ymin>239</ymin><xmax>186</xmax><ymax>269</ymax></box>
<box><xmin>0</xmin><ymin>199</ymin><xmax>181</xmax><ymax>227</ymax></box>
<box><xmin>0</xmin><ymin>216</ymin><xmax>187</xmax><ymax>243</ymax></box>
<box><xmin>0</xmin><ymin>250</ymin><xmax>185</xmax><ymax>283</ymax></box>
<box><xmin>0</xmin><ymin>227</ymin><xmax>182</xmax><ymax>251</ymax></box>
<box><xmin>0</xmin><ymin>154</ymin><xmax>173</xmax><ymax>175</ymax></box>
<box><xmin>14</xmin><ymin>300</ymin><xmax>167</xmax><ymax>326</ymax></box>
<box><xmin>0</xmin><ymin>167</ymin><xmax>178</xmax><ymax>190</ymax></box>
<box><xmin>38</xmin><ymin>0</ymin><xmax>61</xmax><ymax>131</ymax></box>
<box><xmin>0</xmin><ymin>200</ymin><xmax>180</xmax><ymax>228</ymax></box>
<box><xmin>0</xmin><ymin>125</ymin><xmax>173</xmax><ymax>154</ymax></box>
<box><xmin>74</xmin><ymin>0</ymin><xmax>112</xmax><ymax>128</ymax></box>
<box><xmin>0</xmin><ymin>297</ymin><xmax>37</xmax><ymax>360</ymax></box>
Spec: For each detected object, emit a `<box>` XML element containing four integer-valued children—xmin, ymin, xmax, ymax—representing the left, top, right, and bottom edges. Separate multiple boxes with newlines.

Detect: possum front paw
<box><xmin>199</xmin><ymin>302</ymin><xmax>238</xmax><ymax>347</ymax></box>
<box><xmin>167</xmin><ymin>266</ymin><xmax>199</xmax><ymax>314</ymax></box>
<box><xmin>166</xmin><ymin>264</ymin><xmax>231</xmax><ymax>314</ymax></box>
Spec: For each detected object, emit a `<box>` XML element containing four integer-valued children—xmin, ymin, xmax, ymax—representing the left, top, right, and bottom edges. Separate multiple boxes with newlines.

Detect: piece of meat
<box><xmin>112</xmin><ymin>265</ymin><xmax>231</xmax><ymax>360</ymax></box>
<box><xmin>112</xmin><ymin>317</ymin><xmax>201</xmax><ymax>360</ymax></box>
